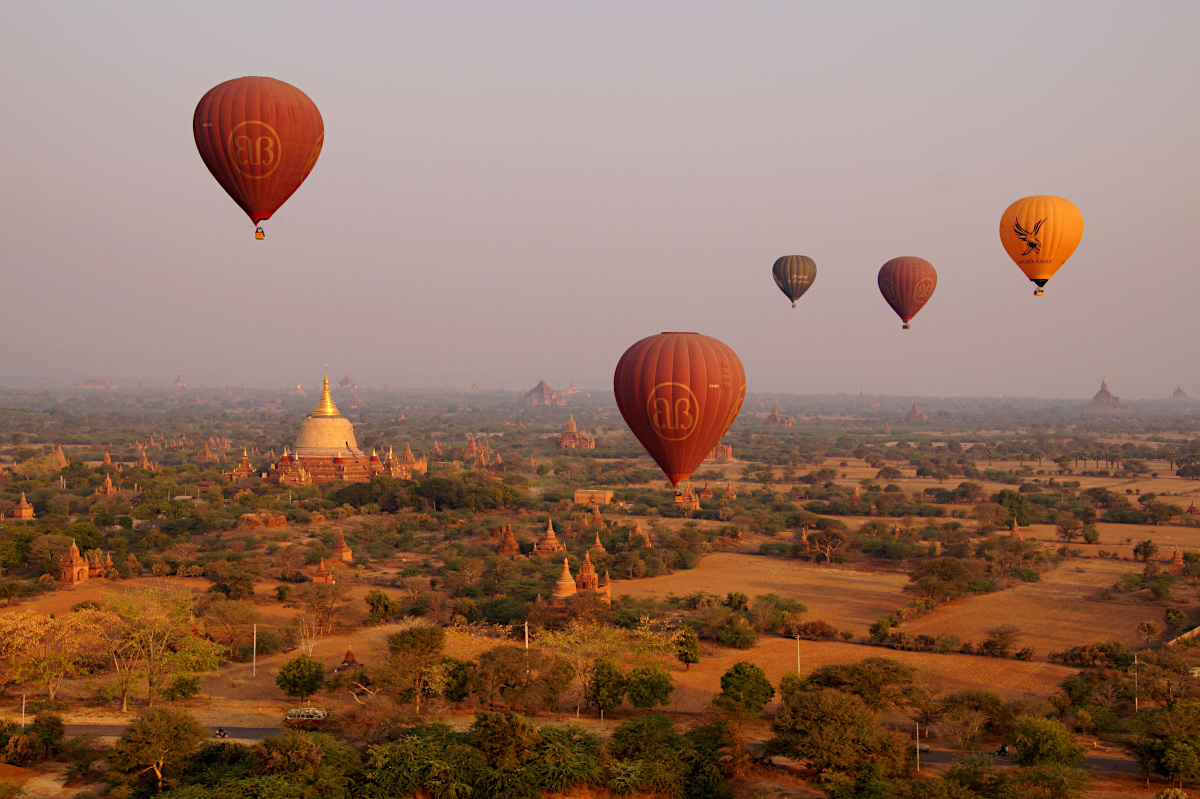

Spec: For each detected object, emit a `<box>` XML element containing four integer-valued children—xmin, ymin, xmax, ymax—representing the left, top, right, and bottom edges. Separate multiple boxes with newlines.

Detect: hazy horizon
<box><xmin>3</xmin><ymin>2</ymin><xmax>1197</xmax><ymax>398</ymax></box>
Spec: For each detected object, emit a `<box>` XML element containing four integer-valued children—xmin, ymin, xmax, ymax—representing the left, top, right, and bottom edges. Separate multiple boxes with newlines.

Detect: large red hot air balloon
<box><xmin>613</xmin><ymin>332</ymin><xmax>746</xmax><ymax>486</ymax></box>
<box><xmin>193</xmin><ymin>77</ymin><xmax>324</xmax><ymax>239</ymax></box>
<box><xmin>877</xmin><ymin>257</ymin><xmax>937</xmax><ymax>330</ymax></box>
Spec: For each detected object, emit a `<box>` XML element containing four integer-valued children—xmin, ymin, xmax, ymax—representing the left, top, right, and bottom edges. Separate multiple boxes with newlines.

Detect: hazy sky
<box><xmin>2</xmin><ymin>1</ymin><xmax>1197</xmax><ymax>398</ymax></box>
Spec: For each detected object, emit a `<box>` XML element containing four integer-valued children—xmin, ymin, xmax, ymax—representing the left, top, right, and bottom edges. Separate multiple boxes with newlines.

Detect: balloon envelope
<box><xmin>878</xmin><ymin>257</ymin><xmax>937</xmax><ymax>329</ymax></box>
<box><xmin>772</xmin><ymin>255</ymin><xmax>817</xmax><ymax>307</ymax></box>
<box><xmin>999</xmin><ymin>195</ymin><xmax>1083</xmax><ymax>289</ymax></box>
<box><xmin>614</xmin><ymin>332</ymin><xmax>746</xmax><ymax>486</ymax></box>
<box><xmin>193</xmin><ymin>76</ymin><xmax>324</xmax><ymax>229</ymax></box>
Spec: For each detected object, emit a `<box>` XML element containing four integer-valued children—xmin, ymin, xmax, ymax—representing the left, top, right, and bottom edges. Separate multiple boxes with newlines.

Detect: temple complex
<box><xmin>520</xmin><ymin>381</ymin><xmax>565</xmax><ymax>408</ymax></box>
<box><xmin>707</xmin><ymin>443</ymin><xmax>736</xmax><ymax>463</ymax></box>
<box><xmin>574</xmin><ymin>489</ymin><xmax>613</xmax><ymax>505</ymax></box>
<box><xmin>549</xmin><ymin>556</ymin><xmax>613</xmax><ymax>608</ymax></box>
<box><xmin>265</xmin><ymin>373</ymin><xmax>426</xmax><ymax>486</ymax></box>
<box><xmin>765</xmin><ymin>405</ymin><xmax>794</xmax><ymax>427</ymax></box>
<box><xmin>333</xmin><ymin>530</ymin><xmax>353</xmax><ymax>563</ymax></box>
<box><xmin>531</xmin><ymin>519</ymin><xmax>568</xmax><ymax>557</ymax></box>
<box><xmin>722</xmin><ymin>482</ymin><xmax>737</xmax><ymax>501</ymax></box>
<box><xmin>1172</xmin><ymin>385</ymin><xmax>1188</xmax><ymax>403</ymax></box>
<box><xmin>58</xmin><ymin>539</ymin><xmax>88</xmax><ymax>585</ymax></box>
<box><xmin>289</xmin><ymin>380</ymin><xmax>308</xmax><ymax>397</ymax></box>
<box><xmin>675</xmin><ymin>483</ymin><xmax>700</xmax><ymax>511</ymax></box>
<box><xmin>590</xmin><ymin>530</ymin><xmax>606</xmax><ymax>554</ymax></box>
<box><xmin>699</xmin><ymin>481</ymin><xmax>714</xmax><ymax>500</ymax></box>
<box><xmin>1085</xmin><ymin>378</ymin><xmax>1128</xmax><ymax>412</ymax></box>
<box><xmin>905</xmin><ymin>402</ymin><xmax>928</xmax><ymax>423</ymax></box>
<box><xmin>12</xmin><ymin>492</ymin><xmax>34</xmax><ymax>519</ymax></box>
<box><xmin>95</xmin><ymin>475</ymin><xmax>119</xmax><ymax>497</ymax></box>
<box><xmin>225</xmin><ymin>450</ymin><xmax>256</xmax><ymax>482</ymax></box>
<box><xmin>555</xmin><ymin>415</ymin><xmax>595</xmax><ymax>449</ymax></box>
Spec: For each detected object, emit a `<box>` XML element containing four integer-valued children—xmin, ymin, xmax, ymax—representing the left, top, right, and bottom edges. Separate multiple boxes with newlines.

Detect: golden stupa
<box><xmin>294</xmin><ymin>371</ymin><xmax>363</xmax><ymax>458</ymax></box>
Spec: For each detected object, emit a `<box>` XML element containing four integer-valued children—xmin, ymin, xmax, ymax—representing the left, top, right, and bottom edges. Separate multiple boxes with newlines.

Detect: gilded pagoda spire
<box><xmin>311</xmin><ymin>368</ymin><xmax>342</xmax><ymax>418</ymax></box>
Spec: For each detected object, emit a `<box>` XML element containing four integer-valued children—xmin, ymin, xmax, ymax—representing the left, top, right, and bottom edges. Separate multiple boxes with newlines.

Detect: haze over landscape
<box><xmin>2</xmin><ymin>1</ymin><xmax>1197</xmax><ymax>394</ymax></box>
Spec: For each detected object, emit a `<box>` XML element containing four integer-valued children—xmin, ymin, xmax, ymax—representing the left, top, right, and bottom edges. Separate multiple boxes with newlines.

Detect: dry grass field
<box><xmin>616</xmin><ymin>552</ymin><xmax>910</xmax><ymax>633</ymax></box>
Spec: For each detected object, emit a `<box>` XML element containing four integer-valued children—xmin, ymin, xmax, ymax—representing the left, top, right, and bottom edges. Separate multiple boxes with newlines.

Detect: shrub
<box><xmin>717</xmin><ymin>617</ymin><xmax>758</xmax><ymax>649</ymax></box>
<box><xmin>794</xmin><ymin>620</ymin><xmax>839</xmax><ymax>641</ymax></box>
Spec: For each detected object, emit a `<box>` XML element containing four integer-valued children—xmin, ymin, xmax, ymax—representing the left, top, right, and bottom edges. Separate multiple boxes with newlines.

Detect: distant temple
<box><xmin>574</xmin><ymin>489</ymin><xmax>613</xmax><ymax>505</ymax></box>
<box><xmin>905</xmin><ymin>402</ymin><xmax>928</xmax><ymax>423</ymax></box>
<box><xmin>561</xmin><ymin>381</ymin><xmax>584</xmax><ymax>396</ymax></box>
<box><xmin>549</xmin><ymin>556</ymin><xmax>612</xmax><ymax>608</ymax></box>
<box><xmin>333</xmin><ymin>530</ymin><xmax>353</xmax><ymax>563</ymax></box>
<box><xmin>520</xmin><ymin>381</ymin><xmax>565</xmax><ymax>408</ymax></box>
<box><xmin>11</xmin><ymin>492</ymin><xmax>34</xmax><ymax>520</ymax></box>
<box><xmin>289</xmin><ymin>380</ymin><xmax>308</xmax><ymax>397</ymax></box>
<box><xmin>707</xmin><ymin>443</ymin><xmax>737</xmax><ymax>463</ymax></box>
<box><xmin>765</xmin><ymin>405</ymin><xmax>794</xmax><ymax>427</ymax></box>
<box><xmin>498</xmin><ymin>526</ymin><xmax>524</xmax><ymax>559</ymax></box>
<box><xmin>1086</xmin><ymin>378</ymin><xmax>1128</xmax><ymax>412</ymax></box>
<box><xmin>312</xmin><ymin>558</ymin><xmax>335</xmax><ymax>584</ymax></box>
<box><xmin>675</xmin><ymin>483</ymin><xmax>700</xmax><ymax>511</ymax></box>
<box><xmin>555</xmin><ymin>415</ymin><xmax>595</xmax><ymax>449</ymax></box>
<box><xmin>628</xmin><ymin>521</ymin><xmax>652</xmax><ymax>548</ymax></box>
<box><xmin>265</xmin><ymin>372</ymin><xmax>426</xmax><ymax>486</ymax></box>
<box><xmin>532</xmin><ymin>519</ymin><xmax>568</xmax><ymax>557</ymax></box>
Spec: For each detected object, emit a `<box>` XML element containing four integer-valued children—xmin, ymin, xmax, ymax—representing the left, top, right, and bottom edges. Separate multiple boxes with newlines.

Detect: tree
<box><xmin>17</xmin><ymin>608</ymin><xmax>109</xmax><ymax>699</ymax></box>
<box><xmin>1135</xmin><ymin>540</ymin><xmax>1160</xmax><ymax>563</ymax></box>
<box><xmin>276</xmin><ymin>654</ymin><xmax>326</xmax><ymax>702</ymax></box>
<box><xmin>997</xmin><ymin>490</ymin><xmax>1033</xmax><ymax>526</ymax></box>
<box><xmin>1164</xmin><ymin>608</ymin><xmax>1190</xmax><ymax>636</ymax></box>
<box><xmin>202</xmin><ymin>599</ymin><xmax>262</xmax><ymax>656</ymax></box>
<box><xmin>805</xmin><ymin>657</ymin><xmax>923</xmax><ymax>713</ymax></box>
<box><xmin>382</xmin><ymin>626</ymin><xmax>445</xmax><ymax>715</ymax></box>
<box><xmin>713</xmin><ymin>661</ymin><xmax>774</xmax><ymax>718</ymax></box>
<box><xmin>586</xmin><ymin>659</ymin><xmax>626</xmax><ymax>715</ymax></box>
<box><xmin>1005</xmin><ymin>762</ymin><xmax>1091</xmax><ymax>799</ymax></box>
<box><xmin>767</xmin><ymin>689</ymin><xmax>907</xmax><ymax>775</ymax></box>
<box><xmin>537</xmin><ymin>622</ymin><xmax>627</xmax><ymax>717</ymax></box>
<box><xmin>103</xmin><ymin>588</ymin><xmax>222</xmax><ymax>709</ymax></box>
<box><xmin>295</xmin><ymin>582</ymin><xmax>352</xmax><ymax>636</ymax></box>
<box><xmin>1139</xmin><ymin>621</ymin><xmax>1164</xmax><ymax>645</ymax></box>
<box><xmin>675</xmin><ymin>625</ymin><xmax>700</xmax><ymax>670</ymax></box>
<box><xmin>1055</xmin><ymin>514</ymin><xmax>1083</xmax><ymax>544</ymax></box>
<box><xmin>1012</xmin><ymin>717</ymin><xmax>1086</xmax><ymax>767</ymax></box>
<box><xmin>110</xmin><ymin>707</ymin><xmax>205</xmax><ymax>793</ymax></box>
<box><xmin>625</xmin><ymin>665</ymin><xmax>673</xmax><ymax>711</ymax></box>
<box><xmin>365</xmin><ymin>589</ymin><xmax>399</xmax><ymax>624</ymax></box>
<box><xmin>206</xmin><ymin>559</ymin><xmax>262</xmax><ymax>599</ymax></box>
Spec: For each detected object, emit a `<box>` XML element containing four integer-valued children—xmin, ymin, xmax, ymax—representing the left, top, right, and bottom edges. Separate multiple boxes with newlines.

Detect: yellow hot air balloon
<box><xmin>999</xmin><ymin>195</ymin><xmax>1084</xmax><ymax>295</ymax></box>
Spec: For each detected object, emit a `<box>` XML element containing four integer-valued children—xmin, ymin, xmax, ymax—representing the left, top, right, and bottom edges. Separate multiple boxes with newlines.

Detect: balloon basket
<box><xmin>1033</xmin><ymin>288</ymin><xmax>1044</xmax><ymax>296</ymax></box>
<box><xmin>255</xmin><ymin>227</ymin><xmax>265</xmax><ymax>240</ymax></box>
<box><xmin>902</xmin><ymin>323</ymin><xmax>911</xmax><ymax>330</ymax></box>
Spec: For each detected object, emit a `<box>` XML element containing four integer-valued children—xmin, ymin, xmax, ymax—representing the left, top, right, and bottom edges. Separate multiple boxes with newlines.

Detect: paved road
<box><xmin>66</xmin><ymin>724</ymin><xmax>279</xmax><ymax>741</ymax></box>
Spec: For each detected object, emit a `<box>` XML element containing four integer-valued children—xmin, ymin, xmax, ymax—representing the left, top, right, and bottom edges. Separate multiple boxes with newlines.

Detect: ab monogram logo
<box><xmin>227</xmin><ymin>121</ymin><xmax>283</xmax><ymax>178</ymax></box>
<box><xmin>646</xmin><ymin>382</ymin><xmax>700</xmax><ymax>441</ymax></box>
<box><xmin>914</xmin><ymin>278</ymin><xmax>935</xmax><ymax>303</ymax></box>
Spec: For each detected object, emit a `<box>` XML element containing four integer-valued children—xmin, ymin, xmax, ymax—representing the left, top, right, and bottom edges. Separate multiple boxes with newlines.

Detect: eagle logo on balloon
<box><xmin>1012</xmin><ymin>217</ymin><xmax>1046</xmax><ymax>256</ymax></box>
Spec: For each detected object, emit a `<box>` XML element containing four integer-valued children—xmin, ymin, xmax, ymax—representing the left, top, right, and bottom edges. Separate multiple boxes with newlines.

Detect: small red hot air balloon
<box><xmin>613</xmin><ymin>332</ymin><xmax>746</xmax><ymax>486</ymax></box>
<box><xmin>877</xmin><ymin>257</ymin><xmax>937</xmax><ymax>330</ymax></box>
<box><xmin>193</xmin><ymin>76</ymin><xmax>324</xmax><ymax>239</ymax></box>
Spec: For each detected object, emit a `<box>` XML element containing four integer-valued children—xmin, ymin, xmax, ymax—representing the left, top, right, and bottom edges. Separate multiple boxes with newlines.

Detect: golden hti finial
<box><xmin>311</xmin><ymin>369</ymin><xmax>342</xmax><ymax>418</ymax></box>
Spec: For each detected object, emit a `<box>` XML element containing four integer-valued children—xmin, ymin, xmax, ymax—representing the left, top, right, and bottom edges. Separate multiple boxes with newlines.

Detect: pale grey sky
<box><xmin>1</xmin><ymin>1</ymin><xmax>1196</xmax><ymax>398</ymax></box>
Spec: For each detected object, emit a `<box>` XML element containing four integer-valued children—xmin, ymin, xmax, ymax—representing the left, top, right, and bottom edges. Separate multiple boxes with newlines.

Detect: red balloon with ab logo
<box><xmin>614</xmin><ymin>332</ymin><xmax>746</xmax><ymax>486</ymax></box>
<box><xmin>193</xmin><ymin>76</ymin><xmax>324</xmax><ymax>238</ymax></box>
<box><xmin>878</xmin><ymin>257</ymin><xmax>937</xmax><ymax>330</ymax></box>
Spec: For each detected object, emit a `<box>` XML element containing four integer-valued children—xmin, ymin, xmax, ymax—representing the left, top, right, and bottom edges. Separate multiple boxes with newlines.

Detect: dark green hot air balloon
<box><xmin>772</xmin><ymin>255</ymin><xmax>817</xmax><ymax>308</ymax></box>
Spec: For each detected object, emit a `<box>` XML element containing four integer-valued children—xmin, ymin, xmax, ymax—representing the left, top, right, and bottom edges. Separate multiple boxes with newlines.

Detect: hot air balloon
<box><xmin>193</xmin><ymin>77</ymin><xmax>324</xmax><ymax>239</ymax></box>
<box><xmin>614</xmin><ymin>332</ymin><xmax>746</xmax><ymax>486</ymax></box>
<box><xmin>878</xmin><ymin>257</ymin><xmax>937</xmax><ymax>330</ymax></box>
<box><xmin>772</xmin><ymin>255</ymin><xmax>817</xmax><ymax>308</ymax></box>
<box><xmin>999</xmin><ymin>195</ymin><xmax>1084</xmax><ymax>295</ymax></box>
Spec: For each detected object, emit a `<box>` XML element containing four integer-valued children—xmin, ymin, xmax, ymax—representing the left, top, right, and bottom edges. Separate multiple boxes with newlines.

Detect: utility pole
<box><xmin>21</xmin><ymin>694</ymin><xmax>25</xmax><ymax>728</ymax></box>
<box><xmin>524</xmin><ymin>621</ymin><xmax>529</xmax><ymax>650</ymax></box>
<box><xmin>915</xmin><ymin>721</ymin><xmax>920</xmax><ymax>772</ymax></box>
<box><xmin>795</xmin><ymin>635</ymin><xmax>800</xmax><ymax>673</ymax></box>
<box><xmin>1134</xmin><ymin>652</ymin><xmax>1139</xmax><ymax>711</ymax></box>
<box><xmin>252</xmin><ymin>624</ymin><xmax>257</xmax><ymax>678</ymax></box>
